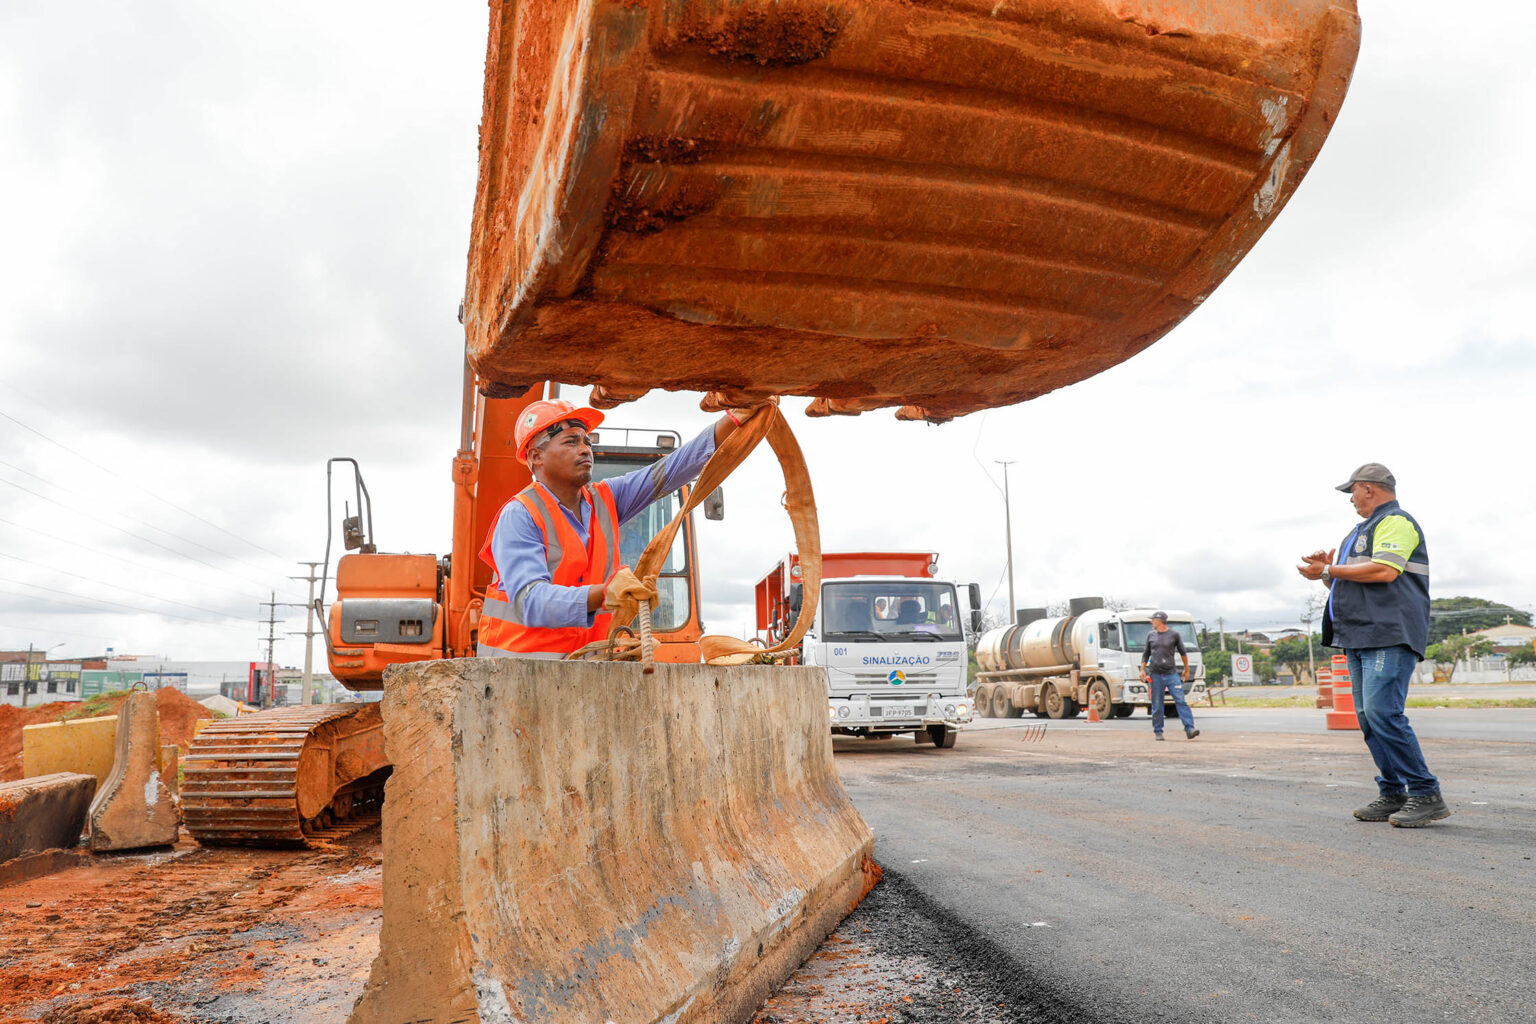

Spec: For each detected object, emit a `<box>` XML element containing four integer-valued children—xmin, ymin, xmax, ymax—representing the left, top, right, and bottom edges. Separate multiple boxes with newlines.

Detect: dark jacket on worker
<box><xmin>1322</xmin><ymin>499</ymin><xmax>1431</xmax><ymax>658</ymax></box>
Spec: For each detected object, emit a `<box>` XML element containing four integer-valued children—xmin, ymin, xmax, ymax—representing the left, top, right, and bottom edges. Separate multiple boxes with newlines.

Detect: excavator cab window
<box><xmin>591</xmin><ymin>447</ymin><xmax>693</xmax><ymax>633</ymax></box>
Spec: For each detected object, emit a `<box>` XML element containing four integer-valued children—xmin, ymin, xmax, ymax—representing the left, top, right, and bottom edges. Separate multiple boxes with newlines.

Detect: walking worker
<box><xmin>477</xmin><ymin>396</ymin><xmax>758</xmax><ymax>659</ymax></box>
<box><xmin>1298</xmin><ymin>463</ymin><xmax>1447</xmax><ymax>827</ymax></box>
<box><xmin>1142</xmin><ymin>612</ymin><xmax>1199</xmax><ymax>740</ymax></box>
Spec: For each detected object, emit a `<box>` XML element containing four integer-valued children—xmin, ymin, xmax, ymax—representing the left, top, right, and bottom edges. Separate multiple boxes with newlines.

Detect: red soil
<box><xmin>0</xmin><ymin>688</ymin><xmax>213</xmax><ymax>783</ymax></box>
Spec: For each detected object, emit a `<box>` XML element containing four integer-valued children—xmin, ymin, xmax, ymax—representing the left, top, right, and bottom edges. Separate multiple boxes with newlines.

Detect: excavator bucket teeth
<box><xmin>464</xmin><ymin>0</ymin><xmax>1360</xmax><ymax>420</ymax></box>
<box><xmin>182</xmin><ymin>703</ymin><xmax>388</xmax><ymax>848</ymax></box>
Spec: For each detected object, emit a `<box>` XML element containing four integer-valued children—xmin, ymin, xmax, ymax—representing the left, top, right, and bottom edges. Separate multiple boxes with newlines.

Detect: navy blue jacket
<box><xmin>1322</xmin><ymin>500</ymin><xmax>1430</xmax><ymax>658</ymax></box>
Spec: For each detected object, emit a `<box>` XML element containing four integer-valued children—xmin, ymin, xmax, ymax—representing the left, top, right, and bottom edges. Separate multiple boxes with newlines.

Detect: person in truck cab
<box><xmin>476</xmin><ymin>397</ymin><xmax>758</xmax><ymax>659</ymax></box>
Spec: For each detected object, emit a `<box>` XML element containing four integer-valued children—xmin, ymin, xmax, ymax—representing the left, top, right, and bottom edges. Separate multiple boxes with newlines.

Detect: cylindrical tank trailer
<box><xmin>975</xmin><ymin>598</ymin><xmax>1105</xmax><ymax>674</ymax></box>
<box><xmin>972</xmin><ymin>600</ymin><xmax>1205</xmax><ymax>720</ymax></box>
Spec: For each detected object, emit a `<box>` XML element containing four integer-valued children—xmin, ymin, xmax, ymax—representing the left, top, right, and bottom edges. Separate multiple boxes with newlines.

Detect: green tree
<box><xmin>1504</xmin><ymin>642</ymin><xmax>1535</xmax><ymax>680</ymax></box>
<box><xmin>1270</xmin><ymin>634</ymin><xmax>1323</xmax><ymax>682</ymax></box>
<box><xmin>1424</xmin><ymin>634</ymin><xmax>1495</xmax><ymax>683</ymax></box>
<box><xmin>1429</xmin><ymin>597</ymin><xmax>1531</xmax><ymax>645</ymax></box>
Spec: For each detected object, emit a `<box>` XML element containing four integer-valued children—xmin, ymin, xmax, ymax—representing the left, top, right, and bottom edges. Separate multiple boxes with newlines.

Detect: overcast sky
<box><xmin>2</xmin><ymin>1</ymin><xmax>1532</xmax><ymax>670</ymax></box>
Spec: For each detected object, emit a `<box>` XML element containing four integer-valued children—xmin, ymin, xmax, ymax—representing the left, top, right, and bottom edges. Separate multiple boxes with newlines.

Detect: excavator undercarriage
<box><xmin>181</xmin><ymin>703</ymin><xmax>389</xmax><ymax>848</ymax></box>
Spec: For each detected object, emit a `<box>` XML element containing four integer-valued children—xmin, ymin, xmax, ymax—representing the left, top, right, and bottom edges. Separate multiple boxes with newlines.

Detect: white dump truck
<box><xmin>756</xmin><ymin>552</ymin><xmax>981</xmax><ymax>748</ymax></box>
<box><xmin>974</xmin><ymin>600</ymin><xmax>1207</xmax><ymax>720</ymax></box>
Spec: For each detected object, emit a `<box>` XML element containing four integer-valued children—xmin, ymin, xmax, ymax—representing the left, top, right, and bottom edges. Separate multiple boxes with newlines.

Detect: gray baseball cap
<box><xmin>1336</xmin><ymin>462</ymin><xmax>1396</xmax><ymax>493</ymax></box>
<box><xmin>1150</xmin><ymin>611</ymin><xmax>1168</xmax><ymax>622</ymax></box>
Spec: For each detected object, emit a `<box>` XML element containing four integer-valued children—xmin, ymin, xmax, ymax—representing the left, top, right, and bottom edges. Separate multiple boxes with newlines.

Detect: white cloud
<box><xmin>2</xmin><ymin>0</ymin><xmax>1532</xmax><ymax>665</ymax></box>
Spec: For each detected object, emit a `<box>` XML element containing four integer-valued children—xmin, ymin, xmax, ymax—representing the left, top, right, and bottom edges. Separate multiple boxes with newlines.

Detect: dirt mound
<box><xmin>0</xmin><ymin>689</ymin><xmax>213</xmax><ymax>783</ymax></box>
<box><xmin>39</xmin><ymin>996</ymin><xmax>179</xmax><ymax>1024</ymax></box>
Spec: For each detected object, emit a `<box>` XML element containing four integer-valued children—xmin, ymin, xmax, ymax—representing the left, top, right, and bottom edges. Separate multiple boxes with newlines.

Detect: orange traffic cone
<box><xmin>1087</xmin><ymin>700</ymin><xmax>1101</xmax><ymax>723</ymax></box>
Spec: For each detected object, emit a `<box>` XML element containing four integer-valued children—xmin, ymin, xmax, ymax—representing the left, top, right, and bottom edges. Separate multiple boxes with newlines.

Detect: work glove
<box><xmin>603</xmin><ymin>566</ymin><xmax>658</xmax><ymax>627</ymax></box>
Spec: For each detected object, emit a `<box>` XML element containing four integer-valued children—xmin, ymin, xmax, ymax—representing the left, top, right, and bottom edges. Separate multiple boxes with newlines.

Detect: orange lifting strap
<box><xmin>567</xmin><ymin>401</ymin><xmax>820</xmax><ymax>667</ymax></box>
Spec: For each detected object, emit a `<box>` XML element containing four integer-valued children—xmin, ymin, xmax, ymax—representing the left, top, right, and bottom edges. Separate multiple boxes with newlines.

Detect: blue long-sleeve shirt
<box><xmin>489</xmin><ymin>425</ymin><xmax>717</xmax><ymax>628</ymax></box>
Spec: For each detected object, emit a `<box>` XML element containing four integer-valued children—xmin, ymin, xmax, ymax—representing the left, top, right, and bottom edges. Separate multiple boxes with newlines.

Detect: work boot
<box><xmin>1353</xmin><ymin>793</ymin><xmax>1407</xmax><ymax>821</ymax></box>
<box><xmin>1154</xmin><ymin>734</ymin><xmax>1165</xmax><ymax>741</ymax></box>
<box><xmin>1389</xmin><ymin>793</ymin><xmax>1451</xmax><ymax>828</ymax></box>
<box><xmin>1186</xmin><ymin>729</ymin><xmax>1200</xmax><ymax>739</ymax></box>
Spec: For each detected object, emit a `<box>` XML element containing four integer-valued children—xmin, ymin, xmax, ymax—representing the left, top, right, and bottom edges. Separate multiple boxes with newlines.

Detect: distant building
<box><xmin>1468</xmin><ymin>623</ymin><xmax>1536</xmax><ymax>651</ymax></box>
<box><xmin>1</xmin><ymin>652</ymin><xmax>108</xmax><ymax>707</ymax></box>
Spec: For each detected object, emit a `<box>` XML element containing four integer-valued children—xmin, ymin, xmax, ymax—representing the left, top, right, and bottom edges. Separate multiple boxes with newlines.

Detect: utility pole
<box><xmin>259</xmin><ymin>593</ymin><xmax>283</xmax><ymax>709</ymax></box>
<box><xmin>1301</xmin><ymin>593</ymin><xmax>1323</xmax><ymax>685</ymax></box>
<box><xmin>1217</xmin><ymin>617</ymin><xmax>1226</xmax><ymax>652</ymax></box>
<box><xmin>21</xmin><ymin>642</ymin><xmax>32</xmax><ymax>708</ymax></box>
<box><xmin>288</xmin><ymin>562</ymin><xmax>323</xmax><ymax>705</ymax></box>
<box><xmin>995</xmin><ymin>460</ymin><xmax>1016</xmax><ymax>623</ymax></box>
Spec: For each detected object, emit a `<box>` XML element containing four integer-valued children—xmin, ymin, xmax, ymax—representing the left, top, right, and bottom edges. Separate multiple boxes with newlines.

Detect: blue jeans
<box><xmin>1149</xmin><ymin>672</ymin><xmax>1195</xmax><ymax>734</ymax></box>
<box><xmin>1347</xmin><ymin>645</ymin><xmax>1439</xmax><ymax>797</ymax></box>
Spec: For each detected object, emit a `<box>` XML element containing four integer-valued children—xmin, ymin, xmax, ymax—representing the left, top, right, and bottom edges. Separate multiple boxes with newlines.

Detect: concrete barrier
<box><xmin>349</xmin><ymin>659</ymin><xmax>876</xmax><ymax>1024</ymax></box>
<box><xmin>22</xmin><ymin>715</ymin><xmax>119</xmax><ymax>786</ymax></box>
<box><xmin>88</xmin><ymin>692</ymin><xmax>178</xmax><ymax>852</ymax></box>
<box><xmin>0</xmin><ymin>772</ymin><xmax>97</xmax><ymax>862</ymax></box>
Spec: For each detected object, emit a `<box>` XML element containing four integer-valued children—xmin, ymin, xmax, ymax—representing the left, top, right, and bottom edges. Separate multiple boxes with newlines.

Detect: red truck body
<box><xmin>755</xmin><ymin>551</ymin><xmax>939</xmax><ymax>643</ymax></box>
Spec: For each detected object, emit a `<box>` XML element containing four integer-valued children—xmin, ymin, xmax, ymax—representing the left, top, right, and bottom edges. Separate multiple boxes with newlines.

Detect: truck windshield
<box><xmin>590</xmin><ymin>456</ymin><xmax>690</xmax><ymax>632</ymax></box>
<box><xmin>822</xmin><ymin>581</ymin><xmax>963</xmax><ymax>641</ymax></box>
<box><xmin>1121</xmin><ymin>622</ymin><xmax>1199</xmax><ymax>652</ymax></box>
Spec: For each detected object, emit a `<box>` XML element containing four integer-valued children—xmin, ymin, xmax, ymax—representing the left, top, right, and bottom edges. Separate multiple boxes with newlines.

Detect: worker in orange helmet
<box><xmin>476</xmin><ymin>396</ymin><xmax>761</xmax><ymax>658</ymax></box>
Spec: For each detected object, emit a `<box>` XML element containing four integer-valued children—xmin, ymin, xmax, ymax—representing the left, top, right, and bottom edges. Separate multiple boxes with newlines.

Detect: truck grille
<box><xmin>852</xmin><ymin>672</ymin><xmax>938</xmax><ymax>685</ymax></box>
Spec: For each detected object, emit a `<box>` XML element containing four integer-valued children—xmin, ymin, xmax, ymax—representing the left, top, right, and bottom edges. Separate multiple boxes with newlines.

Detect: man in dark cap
<box><xmin>1298</xmin><ymin>463</ymin><xmax>1447</xmax><ymax>827</ymax></box>
<box><xmin>1141</xmin><ymin>611</ymin><xmax>1198</xmax><ymax>740</ymax></box>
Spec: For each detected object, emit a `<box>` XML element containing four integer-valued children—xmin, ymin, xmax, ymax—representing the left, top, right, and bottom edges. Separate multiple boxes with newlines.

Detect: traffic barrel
<box><xmin>1325</xmin><ymin>654</ymin><xmax>1360</xmax><ymax>730</ymax></box>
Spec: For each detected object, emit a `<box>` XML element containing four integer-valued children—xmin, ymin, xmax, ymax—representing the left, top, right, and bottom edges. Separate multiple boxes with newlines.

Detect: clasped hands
<box><xmin>1297</xmin><ymin>548</ymin><xmax>1336</xmax><ymax>582</ymax></box>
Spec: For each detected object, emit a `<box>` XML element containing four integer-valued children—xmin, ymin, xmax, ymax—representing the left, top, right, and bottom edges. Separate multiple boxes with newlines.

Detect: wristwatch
<box><xmin>1321</xmin><ymin>564</ymin><xmax>1332</xmax><ymax>582</ymax></box>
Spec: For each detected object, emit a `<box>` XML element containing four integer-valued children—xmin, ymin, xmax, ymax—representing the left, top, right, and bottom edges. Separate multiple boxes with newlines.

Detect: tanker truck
<box><xmin>757</xmin><ymin>552</ymin><xmax>982</xmax><ymax>748</ymax></box>
<box><xmin>973</xmin><ymin>600</ymin><xmax>1207</xmax><ymax>720</ymax></box>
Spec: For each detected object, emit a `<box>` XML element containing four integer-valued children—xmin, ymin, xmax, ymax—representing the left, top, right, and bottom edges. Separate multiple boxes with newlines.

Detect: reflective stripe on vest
<box><xmin>476</xmin><ymin>481</ymin><xmax>621</xmax><ymax>657</ymax></box>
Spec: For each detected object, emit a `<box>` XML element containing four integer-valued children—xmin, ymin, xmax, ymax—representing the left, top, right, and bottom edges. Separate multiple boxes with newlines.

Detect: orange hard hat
<box><xmin>514</xmin><ymin>399</ymin><xmax>605</xmax><ymax>465</ymax></box>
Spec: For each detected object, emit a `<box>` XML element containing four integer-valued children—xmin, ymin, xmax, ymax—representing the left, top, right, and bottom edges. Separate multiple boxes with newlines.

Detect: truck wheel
<box><xmin>1112</xmin><ymin>703</ymin><xmax>1135</xmax><ymax>718</ymax></box>
<box><xmin>974</xmin><ymin>683</ymin><xmax>996</xmax><ymax>717</ymax></box>
<box><xmin>927</xmin><ymin>724</ymin><xmax>957</xmax><ymax>748</ymax></box>
<box><xmin>989</xmin><ymin>688</ymin><xmax>1011</xmax><ymax>719</ymax></box>
<box><xmin>1044</xmin><ymin>683</ymin><xmax>1069</xmax><ymax>719</ymax></box>
<box><xmin>1088</xmin><ymin>681</ymin><xmax>1113</xmax><ymax>721</ymax></box>
<box><xmin>1062</xmin><ymin>699</ymin><xmax>1081</xmax><ymax>719</ymax></box>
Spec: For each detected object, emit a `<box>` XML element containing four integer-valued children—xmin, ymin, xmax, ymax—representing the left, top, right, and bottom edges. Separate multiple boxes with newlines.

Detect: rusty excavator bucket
<box><xmin>463</xmin><ymin>0</ymin><xmax>1360</xmax><ymax>420</ymax></box>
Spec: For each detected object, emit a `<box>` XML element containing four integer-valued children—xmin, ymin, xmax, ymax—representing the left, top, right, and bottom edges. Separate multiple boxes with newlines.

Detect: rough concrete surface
<box><xmin>88</xmin><ymin>692</ymin><xmax>178</xmax><ymax>853</ymax></box>
<box><xmin>21</xmin><ymin>715</ymin><xmax>119</xmax><ymax>786</ymax></box>
<box><xmin>349</xmin><ymin>659</ymin><xmax>877</xmax><ymax>1024</ymax></box>
<box><xmin>0</xmin><ymin>771</ymin><xmax>96</xmax><ymax>862</ymax></box>
<box><xmin>464</xmin><ymin>0</ymin><xmax>1360</xmax><ymax>420</ymax></box>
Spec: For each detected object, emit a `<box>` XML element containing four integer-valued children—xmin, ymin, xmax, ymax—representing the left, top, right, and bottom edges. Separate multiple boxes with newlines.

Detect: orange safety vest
<box><xmin>477</xmin><ymin>481</ymin><xmax>621</xmax><ymax>658</ymax></box>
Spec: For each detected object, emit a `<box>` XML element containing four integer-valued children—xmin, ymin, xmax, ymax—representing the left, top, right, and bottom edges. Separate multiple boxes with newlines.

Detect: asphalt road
<box><xmin>829</xmin><ymin>709</ymin><xmax>1536</xmax><ymax>1023</ymax></box>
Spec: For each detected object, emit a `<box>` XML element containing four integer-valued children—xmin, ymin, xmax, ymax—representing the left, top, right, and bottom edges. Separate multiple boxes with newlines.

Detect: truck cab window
<box><xmin>1100</xmin><ymin>622</ymin><xmax>1121</xmax><ymax>650</ymax></box>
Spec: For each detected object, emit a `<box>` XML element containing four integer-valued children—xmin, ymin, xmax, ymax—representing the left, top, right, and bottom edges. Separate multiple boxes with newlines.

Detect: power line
<box><xmin>0</xmin><ymin>622</ymin><xmax>122</xmax><ymax>644</ymax></box>
<box><xmin>0</xmin><ymin>457</ymin><xmax>282</xmax><ymax>578</ymax></box>
<box><xmin>0</xmin><ymin>551</ymin><xmax>245</xmax><ymax>621</ymax></box>
<box><xmin>0</xmin><ymin>406</ymin><xmax>289</xmax><ymax>560</ymax></box>
<box><xmin>0</xmin><ymin>514</ymin><xmax>265</xmax><ymax>605</ymax></box>
<box><xmin>0</xmin><ymin>475</ymin><xmax>284</xmax><ymax>592</ymax></box>
<box><xmin>0</xmin><ymin>578</ymin><xmax>232</xmax><ymax>624</ymax></box>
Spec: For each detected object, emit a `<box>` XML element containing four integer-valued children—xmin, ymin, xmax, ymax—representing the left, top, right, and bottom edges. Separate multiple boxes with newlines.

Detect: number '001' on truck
<box><xmin>757</xmin><ymin>552</ymin><xmax>981</xmax><ymax>749</ymax></box>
